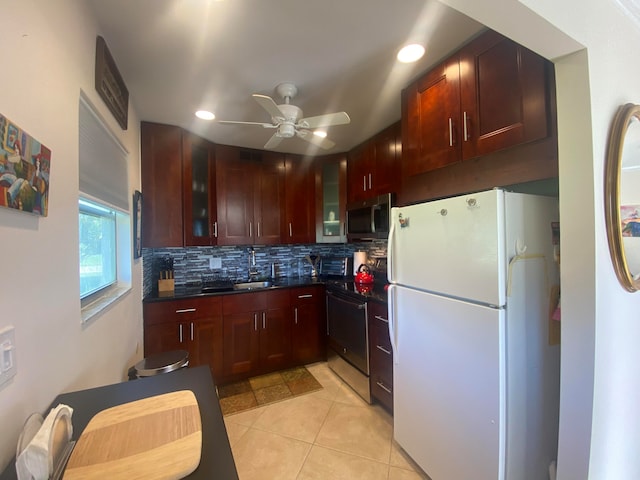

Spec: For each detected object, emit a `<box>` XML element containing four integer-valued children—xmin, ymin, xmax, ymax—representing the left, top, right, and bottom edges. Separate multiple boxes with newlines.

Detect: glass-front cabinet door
<box><xmin>316</xmin><ymin>153</ymin><xmax>346</xmax><ymax>243</ymax></box>
<box><xmin>183</xmin><ymin>133</ymin><xmax>217</xmax><ymax>246</ymax></box>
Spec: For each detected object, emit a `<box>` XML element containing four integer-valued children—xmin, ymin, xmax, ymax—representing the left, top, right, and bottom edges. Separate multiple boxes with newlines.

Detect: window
<box><xmin>79</xmin><ymin>198</ymin><xmax>117</xmax><ymax>298</ymax></box>
<box><xmin>78</xmin><ymin>94</ymin><xmax>131</xmax><ymax>322</ymax></box>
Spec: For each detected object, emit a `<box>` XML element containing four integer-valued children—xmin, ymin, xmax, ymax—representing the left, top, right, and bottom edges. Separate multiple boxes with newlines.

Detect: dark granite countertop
<box><xmin>143</xmin><ymin>276</ymin><xmax>327</xmax><ymax>303</ymax></box>
<box><xmin>144</xmin><ymin>275</ymin><xmax>388</xmax><ymax>304</ymax></box>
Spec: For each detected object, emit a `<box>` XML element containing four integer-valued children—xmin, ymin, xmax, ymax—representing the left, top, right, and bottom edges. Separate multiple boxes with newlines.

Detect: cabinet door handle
<box><xmin>298</xmin><ymin>294</ymin><xmax>313</xmax><ymax>299</ymax></box>
<box><xmin>368</xmin><ymin>173</ymin><xmax>372</xmax><ymax>190</ymax></box>
<box><xmin>179</xmin><ymin>324</ymin><xmax>184</xmax><ymax>343</ymax></box>
<box><xmin>176</xmin><ymin>308</ymin><xmax>196</xmax><ymax>314</ymax></box>
<box><xmin>448</xmin><ymin>117</ymin><xmax>453</xmax><ymax>147</ymax></box>
<box><xmin>262</xmin><ymin>311</ymin><xmax>266</xmax><ymax>329</ymax></box>
<box><xmin>289</xmin><ymin>222</ymin><xmax>293</xmax><ymax>237</ymax></box>
<box><xmin>254</xmin><ymin>313</ymin><xmax>258</xmax><ymax>331</ymax></box>
<box><xmin>257</xmin><ymin>222</ymin><xmax>261</xmax><ymax>238</ymax></box>
<box><xmin>463</xmin><ymin>111</ymin><xmax>469</xmax><ymax>141</ymax></box>
<box><xmin>374</xmin><ymin>315</ymin><xmax>389</xmax><ymax>323</ymax></box>
<box><xmin>249</xmin><ymin>221</ymin><xmax>253</xmax><ymax>238</ymax></box>
<box><xmin>376</xmin><ymin>381</ymin><xmax>392</xmax><ymax>394</ymax></box>
<box><xmin>294</xmin><ymin>307</ymin><xmax>298</xmax><ymax>324</ymax></box>
<box><xmin>190</xmin><ymin>322</ymin><xmax>194</xmax><ymax>341</ymax></box>
<box><xmin>213</xmin><ymin>221</ymin><xmax>218</xmax><ymax>238</ymax></box>
<box><xmin>376</xmin><ymin>344</ymin><xmax>392</xmax><ymax>355</ymax></box>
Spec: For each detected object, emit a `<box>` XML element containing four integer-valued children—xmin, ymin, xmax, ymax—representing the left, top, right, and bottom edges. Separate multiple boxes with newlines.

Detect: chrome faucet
<box><xmin>248</xmin><ymin>247</ymin><xmax>259</xmax><ymax>281</ymax></box>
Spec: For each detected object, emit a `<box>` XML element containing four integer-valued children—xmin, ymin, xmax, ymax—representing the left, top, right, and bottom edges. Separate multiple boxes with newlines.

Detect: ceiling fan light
<box><xmin>397</xmin><ymin>44</ymin><xmax>425</xmax><ymax>63</ymax></box>
<box><xmin>279</xmin><ymin>123</ymin><xmax>295</xmax><ymax>138</ymax></box>
<box><xmin>314</xmin><ymin>130</ymin><xmax>327</xmax><ymax>138</ymax></box>
<box><xmin>195</xmin><ymin>110</ymin><xmax>215</xmax><ymax>120</ymax></box>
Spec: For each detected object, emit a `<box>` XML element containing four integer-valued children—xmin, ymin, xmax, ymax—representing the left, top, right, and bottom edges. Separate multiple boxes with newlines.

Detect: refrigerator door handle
<box><xmin>387</xmin><ymin>284</ymin><xmax>398</xmax><ymax>364</ymax></box>
<box><xmin>387</xmin><ymin>210</ymin><xmax>396</xmax><ymax>283</ymax></box>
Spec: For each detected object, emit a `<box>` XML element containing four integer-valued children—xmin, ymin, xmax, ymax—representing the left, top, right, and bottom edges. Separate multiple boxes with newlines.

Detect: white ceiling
<box><xmin>86</xmin><ymin>0</ymin><xmax>484</xmax><ymax>155</ymax></box>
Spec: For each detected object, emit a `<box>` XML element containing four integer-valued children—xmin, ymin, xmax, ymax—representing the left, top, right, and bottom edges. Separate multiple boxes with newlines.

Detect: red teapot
<box><xmin>355</xmin><ymin>264</ymin><xmax>374</xmax><ymax>284</ymax></box>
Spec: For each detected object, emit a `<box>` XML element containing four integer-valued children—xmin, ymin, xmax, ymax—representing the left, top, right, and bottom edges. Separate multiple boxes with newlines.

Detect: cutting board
<box><xmin>63</xmin><ymin>390</ymin><xmax>202</xmax><ymax>480</ymax></box>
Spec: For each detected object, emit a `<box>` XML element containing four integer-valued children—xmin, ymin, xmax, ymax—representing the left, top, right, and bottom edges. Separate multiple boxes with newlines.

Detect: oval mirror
<box><xmin>605</xmin><ymin>103</ymin><xmax>640</xmax><ymax>292</ymax></box>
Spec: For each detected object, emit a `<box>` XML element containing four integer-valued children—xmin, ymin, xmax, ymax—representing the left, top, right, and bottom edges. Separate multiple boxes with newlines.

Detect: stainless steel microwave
<box><xmin>346</xmin><ymin>193</ymin><xmax>393</xmax><ymax>242</ymax></box>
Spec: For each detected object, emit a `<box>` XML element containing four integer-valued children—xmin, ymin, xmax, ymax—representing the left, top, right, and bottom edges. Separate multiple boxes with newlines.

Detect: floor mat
<box><xmin>218</xmin><ymin>366</ymin><xmax>323</xmax><ymax>416</ymax></box>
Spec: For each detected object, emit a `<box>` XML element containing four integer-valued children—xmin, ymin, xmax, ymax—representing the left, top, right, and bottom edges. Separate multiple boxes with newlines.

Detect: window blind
<box><xmin>79</xmin><ymin>96</ymin><xmax>129</xmax><ymax>210</ymax></box>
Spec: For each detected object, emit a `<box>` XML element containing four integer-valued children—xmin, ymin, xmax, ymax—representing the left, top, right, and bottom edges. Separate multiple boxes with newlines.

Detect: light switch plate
<box><xmin>0</xmin><ymin>326</ymin><xmax>16</xmax><ymax>389</ymax></box>
<box><xmin>209</xmin><ymin>257</ymin><xmax>222</xmax><ymax>269</ymax></box>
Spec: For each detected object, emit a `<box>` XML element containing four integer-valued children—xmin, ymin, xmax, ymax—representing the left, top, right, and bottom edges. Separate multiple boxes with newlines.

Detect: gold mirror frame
<box><xmin>605</xmin><ymin>103</ymin><xmax>640</xmax><ymax>292</ymax></box>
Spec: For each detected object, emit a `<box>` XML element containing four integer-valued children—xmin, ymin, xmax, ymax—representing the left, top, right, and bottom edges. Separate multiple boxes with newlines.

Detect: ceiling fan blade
<box><xmin>218</xmin><ymin>120</ymin><xmax>276</xmax><ymax>128</ymax></box>
<box><xmin>253</xmin><ymin>94</ymin><xmax>285</xmax><ymax>121</ymax></box>
<box><xmin>296</xmin><ymin>129</ymin><xmax>335</xmax><ymax>150</ymax></box>
<box><xmin>297</xmin><ymin>112</ymin><xmax>351</xmax><ymax>129</ymax></box>
<box><xmin>264</xmin><ymin>132</ymin><xmax>283</xmax><ymax>150</ymax></box>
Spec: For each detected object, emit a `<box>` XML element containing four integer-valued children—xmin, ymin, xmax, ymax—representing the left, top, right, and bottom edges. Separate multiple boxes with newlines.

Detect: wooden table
<box><xmin>0</xmin><ymin>366</ymin><xmax>238</xmax><ymax>480</ymax></box>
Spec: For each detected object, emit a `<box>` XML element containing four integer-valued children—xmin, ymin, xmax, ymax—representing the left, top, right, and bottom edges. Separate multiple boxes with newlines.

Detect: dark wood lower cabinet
<box><xmin>143</xmin><ymin>297</ymin><xmax>223</xmax><ymax>382</ymax></box>
<box><xmin>291</xmin><ymin>286</ymin><xmax>326</xmax><ymax>365</ymax></box>
<box><xmin>368</xmin><ymin>300</ymin><xmax>393</xmax><ymax>412</ymax></box>
<box><xmin>144</xmin><ymin>287</ymin><xmax>326</xmax><ymax>385</ymax></box>
<box><xmin>221</xmin><ymin>290</ymin><xmax>291</xmax><ymax>381</ymax></box>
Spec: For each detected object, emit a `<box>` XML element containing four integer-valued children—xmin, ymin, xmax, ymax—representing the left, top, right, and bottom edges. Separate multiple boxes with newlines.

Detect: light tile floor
<box><xmin>223</xmin><ymin>362</ymin><xmax>429</xmax><ymax>480</ymax></box>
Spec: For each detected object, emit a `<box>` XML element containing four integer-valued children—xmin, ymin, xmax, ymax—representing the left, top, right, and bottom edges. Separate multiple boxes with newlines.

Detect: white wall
<box><xmin>439</xmin><ymin>0</ymin><xmax>640</xmax><ymax>478</ymax></box>
<box><xmin>0</xmin><ymin>0</ymin><xmax>143</xmax><ymax>471</ymax></box>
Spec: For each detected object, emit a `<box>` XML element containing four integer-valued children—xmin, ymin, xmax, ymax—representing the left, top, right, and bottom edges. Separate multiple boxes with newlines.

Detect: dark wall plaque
<box><xmin>95</xmin><ymin>36</ymin><xmax>129</xmax><ymax>130</ymax></box>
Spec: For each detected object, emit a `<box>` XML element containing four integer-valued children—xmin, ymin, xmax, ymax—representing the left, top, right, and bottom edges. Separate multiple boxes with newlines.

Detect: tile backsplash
<box><xmin>143</xmin><ymin>241</ymin><xmax>387</xmax><ymax>298</ymax></box>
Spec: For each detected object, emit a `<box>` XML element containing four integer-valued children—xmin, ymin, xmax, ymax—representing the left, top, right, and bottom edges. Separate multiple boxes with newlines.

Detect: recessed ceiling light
<box><xmin>195</xmin><ymin>110</ymin><xmax>215</xmax><ymax>120</ymax></box>
<box><xmin>313</xmin><ymin>130</ymin><xmax>327</xmax><ymax>138</ymax></box>
<box><xmin>397</xmin><ymin>44</ymin><xmax>425</xmax><ymax>63</ymax></box>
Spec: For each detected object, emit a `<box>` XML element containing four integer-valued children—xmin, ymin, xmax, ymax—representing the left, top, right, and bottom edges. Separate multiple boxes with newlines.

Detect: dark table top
<box><xmin>0</xmin><ymin>366</ymin><xmax>238</xmax><ymax>480</ymax></box>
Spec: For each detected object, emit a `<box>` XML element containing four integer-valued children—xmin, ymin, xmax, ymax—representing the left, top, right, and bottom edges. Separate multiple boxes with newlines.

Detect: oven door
<box><xmin>326</xmin><ymin>289</ymin><xmax>369</xmax><ymax>375</ymax></box>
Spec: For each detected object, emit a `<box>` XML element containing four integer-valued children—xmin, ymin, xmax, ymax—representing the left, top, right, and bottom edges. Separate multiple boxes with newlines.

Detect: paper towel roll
<box><xmin>353</xmin><ymin>251</ymin><xmax>367</xmax><ymax>275</ymax></box>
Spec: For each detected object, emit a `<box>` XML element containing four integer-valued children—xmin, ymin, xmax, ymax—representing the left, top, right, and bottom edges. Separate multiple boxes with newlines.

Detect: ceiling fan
<box><xmin>217</xmin><ymin>83</ymin><xmax>350</xmax><ymax>150</ymax></box>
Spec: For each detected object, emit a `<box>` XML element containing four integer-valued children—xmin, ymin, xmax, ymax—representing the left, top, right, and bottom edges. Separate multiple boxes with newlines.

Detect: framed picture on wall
<box><xmin>133</xmin><ymin>190</ymin><xmax>142</xmax><ymax>258</ymax></box>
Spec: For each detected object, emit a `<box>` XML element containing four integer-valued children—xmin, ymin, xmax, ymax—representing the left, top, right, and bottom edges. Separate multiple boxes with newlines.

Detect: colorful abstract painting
<box><xmin>621</xmin><ymin>205</ymin><xmax>640</xmax><ymax>237</ymax></box>
<box><xmin>0</xmin><ymin>114</ymin><xmax>51</xmax><ymax>216</ymax></box>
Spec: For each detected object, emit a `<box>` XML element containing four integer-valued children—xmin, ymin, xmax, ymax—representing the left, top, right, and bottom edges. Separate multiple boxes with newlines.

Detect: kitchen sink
<box><xmin>233</xmin><ymin>281</ymin><xmax>273</xmax><ymax>290</ymax></box>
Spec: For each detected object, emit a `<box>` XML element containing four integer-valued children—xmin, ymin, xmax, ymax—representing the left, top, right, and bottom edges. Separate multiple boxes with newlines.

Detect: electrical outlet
<box><xmin>0</xmin><ymin>326</ymin><xmax>16</xmax><ymax>388</ymax></box>
<box><xmin>209</xmin><ymin>257</ymin><xmax>222</xmax><ymax>269</ymax></box>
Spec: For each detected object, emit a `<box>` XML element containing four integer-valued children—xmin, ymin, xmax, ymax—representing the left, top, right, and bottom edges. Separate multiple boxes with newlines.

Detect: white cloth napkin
<box><xmin>16</xmin><ymin>404</ymin><xmax>73</xmax><ymax>480</ymax></box>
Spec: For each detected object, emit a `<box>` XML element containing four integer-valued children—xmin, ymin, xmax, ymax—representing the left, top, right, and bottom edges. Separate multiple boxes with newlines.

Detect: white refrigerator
<box><xmin>387</xmin><ymin>189</ymin><xmax>560</xmax><ymax>480</ymax></box>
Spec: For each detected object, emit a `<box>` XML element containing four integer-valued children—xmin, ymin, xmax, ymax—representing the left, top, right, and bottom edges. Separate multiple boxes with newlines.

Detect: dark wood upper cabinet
<box><xmin>284</xmin><ymin>154</ymin><xmax>316</xmax><ymax>244</ymax></box>
<box><xmin>347</xmin><ymin>141</ymin><xmax>375</xmax><ymax>202</ymax></box>
<box><xmin>459</xmin><ymin>30</ymin><xmax>549</xmax><ymax>160</ymax></box>
<box><xmin>402</xmin><ymin>29</ymin><xmax>552</xmax><ymax>178</ymax></box>
<box><xmin>373</xmin><ymin>122</ymin><xmax>401</xmax><ymax>196</ymax></box>
<box><xmin>215</xmin><ymin>145</ymin><xmax>255</xmax><ymax>245</ymax></box>
<box><xmin>140</xmin><ymin>122</ymin><xmax>184</xmax><ymax>248</ymax></box>
<box><xmin>216</xmin><ymin>145</ymin><xmax>284</xmax><ymax>246</ymax></box>
<box><xmin>402</xmin><ymin>57</ymin><xmax>461</xmax><ymax>175</ymax></box>
<box><xmin>183</xmin><ymin>133</ymin><xmax>217</xmax><ymax>246</ymax></box>
<box><xmin>347</xmin><ymin>122</ymin><xmax>401</xmax><ymax>203</ymax></box>
<box><xmin>254</xmin><ymin>151</ymin><xmax>285</xmax><ymax>245</ymax></box>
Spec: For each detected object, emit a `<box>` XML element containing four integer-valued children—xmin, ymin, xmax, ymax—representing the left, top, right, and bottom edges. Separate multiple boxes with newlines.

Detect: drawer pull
<box><xmin>376</xmin><ymin>381</ymin><xmax>392</xmax><ymax>394</ymax></box>
<box><xmin>179</xmin><ymin>324</ymin><xmax>183</xmax><ymax>343</ymax></box>
<box><xmin>294</xmin><ymin>307</ymin><xmax>298</xmax><ymax>325</ymax></box>
<box><xmin>298</xmin><ymin>294</ymin><xmax>313</xmax><ymax>299</ymax></box>
<box><xmin>374</xmin><ymin>315</ymin><xmax>388</xmax><ymax>323</ymax></box>
<box><xmin>376</xmin><ymin>345</ymin><xmax>392</xmax><ymax>355</ymax></box>
<box><xmin>175</xmin><ymin>308</ymin><xmax>196</xmax><ymax>314</ymax></box>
